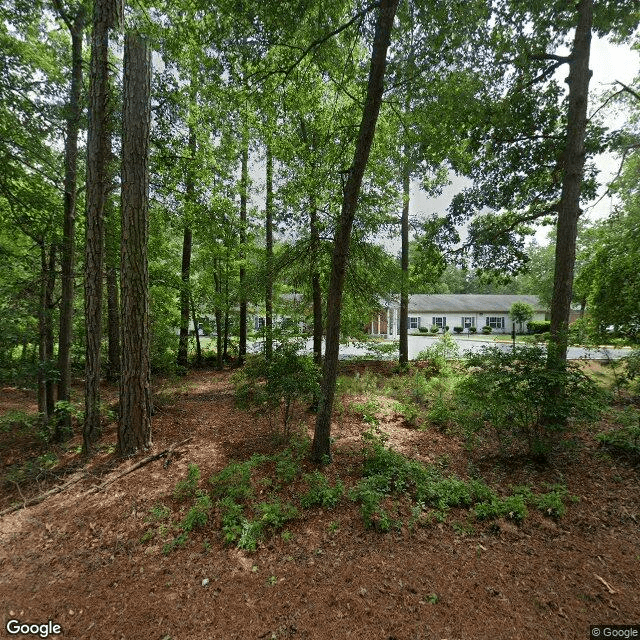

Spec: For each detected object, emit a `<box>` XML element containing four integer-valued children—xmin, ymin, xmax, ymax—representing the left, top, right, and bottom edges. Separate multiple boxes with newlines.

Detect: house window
<box><xmin>255</xmin><ymin>317</ymin><xmax>265</xmax><ymax>330</ymax></box>
<box><xmin>462</xmin><ymin>316</ymin><xmax>475</xmax><ymax>328</ymax></box>
<box><xmin>486</xmin><ymin>316</ymin><xmax>505</xmax><ymax>329</ymax></box>
<box><xmin>432</xmin><ymin>316</ymin><xmax>446</xmax><ymax>328</ymax></box>
<box><xmin>409</xmin><ymin>316</ymin><xmax>420</xmax><ymax>330</ymax></box>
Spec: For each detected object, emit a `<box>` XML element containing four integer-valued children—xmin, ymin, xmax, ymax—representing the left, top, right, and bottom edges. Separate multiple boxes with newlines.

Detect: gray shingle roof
<box><xmin>403</xmin><ymin>294</ymin><xmax>545</xmax><ymax>313</ymax></box>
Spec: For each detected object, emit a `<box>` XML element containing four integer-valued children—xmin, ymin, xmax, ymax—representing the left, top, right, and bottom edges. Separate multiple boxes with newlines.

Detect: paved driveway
<box><xmin>320</xmin><ymin>335</ymin><xmax>632</xmax><ymax>361</ymax></box>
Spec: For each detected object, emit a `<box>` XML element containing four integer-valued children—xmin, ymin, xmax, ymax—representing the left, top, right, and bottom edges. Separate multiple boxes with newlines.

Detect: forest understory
<box><xmin>1</xmin><ymin>363</ymin><xmax>639</xmax><ymax>640</ymax></box>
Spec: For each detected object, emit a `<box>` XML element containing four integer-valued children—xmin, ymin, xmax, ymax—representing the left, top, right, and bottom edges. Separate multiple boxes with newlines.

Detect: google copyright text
<box><xmin>590</xmin><ymin>627</ymin><xmax>640</xmax><ymax>639</ymax></box>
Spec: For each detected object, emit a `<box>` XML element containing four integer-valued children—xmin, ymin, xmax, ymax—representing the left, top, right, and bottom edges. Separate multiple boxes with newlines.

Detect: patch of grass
<box><xmin>351</xmin><ymin>398</ymin><xmax>381</xmax><ymax>426</ymax></box>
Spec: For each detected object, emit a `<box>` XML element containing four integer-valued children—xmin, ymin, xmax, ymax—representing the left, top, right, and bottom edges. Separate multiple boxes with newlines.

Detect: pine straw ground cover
<box><xmin>0</xmin><ymin>364</ymin><xmax>639</xmax><ymax>640</ymax></box>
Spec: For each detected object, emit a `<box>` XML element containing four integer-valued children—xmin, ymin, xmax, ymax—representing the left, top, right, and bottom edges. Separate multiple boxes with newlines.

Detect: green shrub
<box><xmin>233</xmin><ymin>339</ymin><xmax>319</xmax><ymax>438</ymax></box>
<box><xmin>430</xmin><ymin>325</ymin><xmax>440</xmax><ymax>334</ymax></box>
<box><xmin>475</xmin><ymin>494</ymin><xmax>528</xmax><ymax>522</ymax></box>
<box><xmin>455</xmin><ymin>345</ymin><xmax>604</xmax><ymax>460</ymax></box>
<box><xmin>469</xmin><ymin>327</ymin><xmax>477</xmax><ymax>334</ymax></box>
<box><xmin>181</xmin><ymin>491</ymin><xmax>212</xmax><ymax>532</ymax></box>
<box><xmin>418</xmin><ymin>326</ymin><xmax>430</xmax><ymax>333</ymax></box>
<box><xmin>453</xmin><ymin>326</ymin><xmax>463</xmax><ymax>334</ymax></box>
<box><xmin>482</xmin><ymin>326</ymin><xmax>492</xmax><ymax>335</ymax></box>
<box><xmin>596</xmin><ymin>407</ymin><xmax>640</xmax><ymax>457</ymax></box>
<box><xmin>300</xmin><ymin>471</ymin><xmax>344</xmax><ymax>508</ymax></box>
<box><xmin>528</xmin><ymin>320</ymin><xmax>551</xmax><ymax>334</ymax></box>
<box><xmin>414</xmin><ymin>334</ymin><xmax>459</xmax><ymax>374</ymax></box>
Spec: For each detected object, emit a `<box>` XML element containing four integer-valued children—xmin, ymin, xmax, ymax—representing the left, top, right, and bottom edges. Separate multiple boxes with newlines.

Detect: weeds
<box><xmin>300</xmin><ymin>471</ymin><xmax>344</xmax><ymax>509</ymax></box>
<box><xmin>173</xmin><ymin>463</ymin><xmax>201</xmax><ymax>500</ymax></box>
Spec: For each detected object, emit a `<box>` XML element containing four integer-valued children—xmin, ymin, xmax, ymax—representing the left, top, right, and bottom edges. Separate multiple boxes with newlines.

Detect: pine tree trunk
<box><xmin>190</xmin><ymin>291</ymin><xmax>202</xmax><ymax>367</ymax></box>
<box><xmin>105</xmin><ymin>257</ymin><xmax>120</xmax><ymax>381</ymax></box>
<box><xmin>399</xmin><ymin>158</ymin><xmax>410</xmax><ymax>367</ymax></box>
<box><xmin>310</xmin><ymin>193</ymin><xmax>323</xmax><ymax>367</ymax></box>
<box><xmin>548</xmin><ymin>0</ymin><xmax>593</xmax><ymax>370</ymax></box>
<box><xmin>38</xmin><ymin>245</ymin><xmax>53</xmax><ymax>424</ymax></box>
<box><xmin>177</xmin><ymin>226</ymin><xmax>192</xmax><ymax>367</ymax></box>
<box><xmin>265</xmin><ymin>144</ymin><xmax>274</xmax><ymax>360</ymax></box>
<box><xmin>312</xmin><ymin>0</ymin><xmax>399</xmax><ymax>463</ymax></box>
<box><xmin>83</xmin><ymin>0</ymin><xmax>117</xmax><ymax>453</ymax></box>
<box><xmin>55</xmin><ymin>6</ymin><xmax>84</xmax><ymax>441</ymax></box>
<box><xmin>118</xmin><ymin>32</ymin><xmax>152</xmax><ymax>455</ymax></box>
<box><xmin>238</xmin><ymin>133</ymin><xmax>249</xmax><ymax>364</ymax></box>
<box><xmin>177</xmin><ymin>118</ymin><xmax>197</xmax><ymax>368</ymax></box>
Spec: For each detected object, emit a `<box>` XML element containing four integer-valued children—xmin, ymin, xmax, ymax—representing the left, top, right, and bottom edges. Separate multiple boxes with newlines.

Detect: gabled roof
<box><xmin>404</xmin><ymin>294</ymin><xmax>546</xmax><ymax>313</ymax></box>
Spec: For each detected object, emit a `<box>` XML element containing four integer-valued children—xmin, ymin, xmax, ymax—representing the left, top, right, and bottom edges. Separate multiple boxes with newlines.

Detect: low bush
<box><xmin>233</xmin><ymin>339</ymin><xmax>320</xmax><ymax>439</ymax></box>
<box><xmin>455</xmin><ymin>345</ymin><xmax>605</xmax><ymax>460</ymax></box>
<box><xmin>528</xmin><ymin>320</ymin><xmax>551</xmax><ymax>334</ymax></box>
<box><xmin>482</xmin><ymin>326</ymin><xmax>492</xmax><ymax>335</ymax></box>
<box><xmin>596</xmin><ymin>407</ymin><xmax>640</xmax><ymax>458</ymax></box>
<box><xmin>300</xmin><ymin>471</ymin><xmax>344</xmax><ymax>508</ymax></box>
<box><xmin>453</xmin><ymin>326</ymin><xmax>463</xmax><ymax>334</ymax></box>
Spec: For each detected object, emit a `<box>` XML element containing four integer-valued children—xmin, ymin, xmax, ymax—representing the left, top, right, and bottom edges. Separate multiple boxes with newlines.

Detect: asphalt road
<box><xmin>307</xmin><ymin>335</ymin><xmax>632</xmax><ymax>361</ymax></box>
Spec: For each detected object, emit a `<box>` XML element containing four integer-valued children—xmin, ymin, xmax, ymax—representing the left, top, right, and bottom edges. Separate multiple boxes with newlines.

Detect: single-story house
<box><xmin>369</xmin><ymin>294</ymin><xmax>548</xmax><ymax>336</ymax></box>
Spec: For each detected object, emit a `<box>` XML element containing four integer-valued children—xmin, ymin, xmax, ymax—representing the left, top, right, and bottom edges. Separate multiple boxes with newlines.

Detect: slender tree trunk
<box><xmin>177</xmin><ymin>226</ymin><xmax>192</xmax><ymax>367</ymax></box>
<box><xmin>299</xmin><ymin>118</ymin><xmax>322</xmax><ymax>366</ymax></box>
<box><xmin>38</xmin><ymin>244</ymin><xmax>54</xmax><ymax>424</ymax></box>
<box><xmin>45</xmin><ymin>243</ymin><xmax>56</xmax><ymax>419</ymax></box>
<box><xmin>189</xmin><ymin>291</ymin><xmax>202</xmax><ymax>367</ymax></box>
<box><xmin>399</xmin><ymin>157</ymin><xmax>410</xmax><ymax>367</ymax></box>
<box><xmin>265</xmin><ymin>144</ymin><xmax>274</xmax><ymax>360</ymax></box>
<box><xmin>312</xmin><ymin>0</ymin><xmax>399</xmax><ymax>463</ymax></box>
<box><xmin>105</xmin><ymin>257</ymin><xmax>120</xmax><ymax>381</ymax></box>
<box><xmin>178</xmin><ymin>117</ymin><xmax>197</xmax><ymax>368</ymax></box>
<box><xmin>310</xmin><ymin>194</ymin><xmax>323</xmax><ymax>367</ymax></box>
<box><xmin>84</xmin><ymin>0</ymin><xmax>118</xmax><ymax>453</ymax></box>
<box><xmin>548</xmin><ymin>0</ymin><xmax>593</xmax><ymax>370</ymax></box>
<box><xmin>55</xmin><ymin>6</ymin><xmax>84</xmax><ymax>441</ymax></box>
<box><xmin>239</xmin><ymin>131</ymin><xmax>249</xmax><ymax>364</ymax></box>
<box><xmin>214</xmin><ymin>261</ymin><xmax>223</xmax><ymax>370</ymax></box>
<box><xmin>118</xmin><ymin>32</ymin><xmax>152</xmax><ymax>455</ymax></box>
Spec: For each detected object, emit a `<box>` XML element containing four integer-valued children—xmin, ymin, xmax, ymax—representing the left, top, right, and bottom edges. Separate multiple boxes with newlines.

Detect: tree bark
<box><xmin>548</xmin><ymin>0</ymin><xmax>593</xmax><ymax>369</ymax></box>
<box><xmin>265</xmin><ymin>143</ymin><xmax>274</xmax><ymax>360</ymax></box>
<box><xmin>177</xmin><ymin>116</ymin><xmax>197</xmax><ymax>368</ymax></box>
<box><xmin>299</xmin><ymin>118</ymin><xmax>322</xmax><ymax>367</ymax></box>
<box><xmin>310</xmin><ymin>193</ymin><xmax>323</xmax><ymax>367</ymax></box>
<box><xmin>238</xmin><ymin>131</ymin><xmax>249</xmax><ymax>364</ymax></box>
<box><xmin>55</xmin><ymin>4</ymin><xmax>84</xmax><ymax>441</ymax></box>
<box><xmin>312</xmin><ymin>0</ymin><xmax>399</xmax><ymax>463</ymax></box>
<box><xmin>83</xmin><ymin>0</ymin><xmax>117</xmax><ymax>453</ymax></box>
<box><xmin>399</xmin><ymin>156</ymin><xmax>410</xmax><ymax>367</ymax></box>
<box><xmin>189</xmin><ymin>291</ymin><xmax>202</xmax><ymax>367</ymax></box>
<box><xmin>105</xmin><ymin>255</ymin><xmax>120</xmax><ymax>381</ymax></box>
<box><xmin>38</xmin><ymin>243</ymin><xmax>56</xmax><ymax>425</ymax></box>
<box><xmin>177</xmin><ymin>225</ymin><xmax>192</xmax><ymax>367</ymax></box>
<box><xmin>118</xmin><ymin>32</ymin><xmax>152</xmax><ymax>456</ymax></box>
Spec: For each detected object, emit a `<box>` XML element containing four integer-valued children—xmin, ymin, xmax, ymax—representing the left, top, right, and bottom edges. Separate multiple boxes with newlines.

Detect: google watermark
<box><xmin>5</xmin><ymin>619</ymin><xmax>62</xmax><ymax>638</ymax></box>
<box><xmin>591</xmin><ymin>626</ymin><xmax>640</xmax><ymax>638</ymax></box>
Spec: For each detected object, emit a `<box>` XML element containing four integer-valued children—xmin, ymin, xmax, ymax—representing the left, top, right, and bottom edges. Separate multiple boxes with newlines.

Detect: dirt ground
<box><xmin>0</xmin><ymin>366</ymin><xmax>639</xmax><ymax>640</ymax></box>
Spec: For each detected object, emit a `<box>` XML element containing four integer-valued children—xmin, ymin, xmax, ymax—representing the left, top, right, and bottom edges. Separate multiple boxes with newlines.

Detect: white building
<box><xmin>370</xmin><ymin>294</ymin><xmax>547</xmax><ymax>336</ymax></box>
